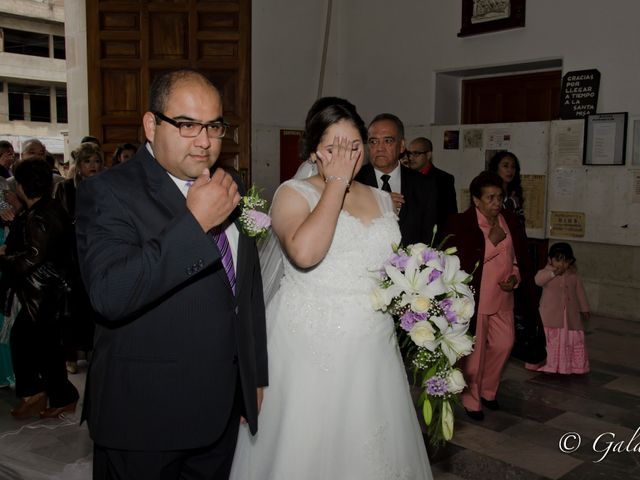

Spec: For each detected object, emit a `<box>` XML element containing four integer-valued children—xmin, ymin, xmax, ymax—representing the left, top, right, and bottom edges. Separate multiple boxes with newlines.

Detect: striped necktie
<box><xmin>184</xmin><ymin>180</ymin><xmax>236</xmax><ymax>295</ymax></box>
<box><xmin>212</xmin><ymin>224</ymin><xmax>236</xmax><ymax>295</ymax></box>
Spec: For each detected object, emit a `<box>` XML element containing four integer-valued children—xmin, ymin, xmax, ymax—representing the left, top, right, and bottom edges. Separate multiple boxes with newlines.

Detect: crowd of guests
<box><xmin>0</xmin><ymin>137</ymin><xmax>138</xmax><ymax>418</ymax></box>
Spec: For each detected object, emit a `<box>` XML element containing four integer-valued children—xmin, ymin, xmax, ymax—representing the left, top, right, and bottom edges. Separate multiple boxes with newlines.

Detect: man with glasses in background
<box><xmin>407</xmin><ymin>136</ymin><xmax>458</xmax><ymax>231</ymax></box>
<box><xmin>75</xmin><ymin>69</ymin><xmax>268</xmax><ymax>480</ymax></box>
<box><xmin>355</xmin><ymin>113</ymin><xmax>438</xmax><ymax>245</ymax></box>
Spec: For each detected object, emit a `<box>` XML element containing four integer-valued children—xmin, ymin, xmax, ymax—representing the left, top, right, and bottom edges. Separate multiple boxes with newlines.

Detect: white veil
<box><xmin>259</xmin><ymin>160</ymin><xmax>317</xmax><ymax>305</ymax></box>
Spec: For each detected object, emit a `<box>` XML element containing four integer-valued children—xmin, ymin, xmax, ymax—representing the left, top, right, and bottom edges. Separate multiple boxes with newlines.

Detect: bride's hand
<box><xmin>315</xmin><ymin>136</ymin><xmax>361</xmax><ymax>183</ymax></box>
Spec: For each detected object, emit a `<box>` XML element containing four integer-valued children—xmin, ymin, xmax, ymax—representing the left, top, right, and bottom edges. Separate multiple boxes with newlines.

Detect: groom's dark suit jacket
<box><xmin>75</xmin><ymin>146</ymin><xmax>268</xmax><ymax>451</ymax></box>
<box><xmin>356</xmin><ymin>163</ymin><xmax>438</xmax><ymax>246</ymax></box>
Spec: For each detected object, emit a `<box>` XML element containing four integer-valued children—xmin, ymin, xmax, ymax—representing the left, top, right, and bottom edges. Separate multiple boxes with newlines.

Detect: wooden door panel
<box><xmin>87</xmin><ymin>0</ymin><xmax>250</xmax><ymax>174</ymax></box>
<box><xmin>148</xmin><ymin>13</ymin><xmax>189</xmax><ymax>59</ymax></box>
<box><xmin>101</xmin><ymin>70</ymin><xmax>140</xmax><ymax>116</ymax></box>
<box><xmin>462</xmin><ymin>71</ymin><xmax>561</xmax><ymax>124</ymax></box>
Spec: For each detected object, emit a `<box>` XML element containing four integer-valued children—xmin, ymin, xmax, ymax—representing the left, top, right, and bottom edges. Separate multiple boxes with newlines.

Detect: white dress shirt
<box><xmin>373</xmin><ymin>163</ymin><xmax>401</xmax><ymax>193</ymax></box>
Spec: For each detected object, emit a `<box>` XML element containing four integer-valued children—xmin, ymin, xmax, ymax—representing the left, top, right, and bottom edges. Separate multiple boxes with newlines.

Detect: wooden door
<box><xmin>86</xmin><ymin>0</ymin><xmax>251</xmax><ymax>179</ymax></box>
<box><xmin>462</xmin><ymin>71</ymin><xmax>561</xmax><ymax>124</ymax></box>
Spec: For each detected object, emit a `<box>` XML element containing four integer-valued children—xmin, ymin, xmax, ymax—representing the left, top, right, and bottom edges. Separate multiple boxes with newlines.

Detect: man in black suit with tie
<box><xmin>75</xmin><ymin>69</ymin><xmax>268</xmax><ymax>480</ymax></box>
<box><xmin>407</xmin><ymin>136</ymin><xmax>458</xmax><ymax>230</ymax></box>
<box><xmin>355</xmin><ymin>113</ymin><xmax>438</xmax><ymax>246</ymax></box>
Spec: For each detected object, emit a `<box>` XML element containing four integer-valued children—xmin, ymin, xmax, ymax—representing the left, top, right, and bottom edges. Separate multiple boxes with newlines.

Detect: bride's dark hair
<box><xmin>299</xmin><ymin>97</ymin><xmax>367</xmax><ymax>162</ymax></box>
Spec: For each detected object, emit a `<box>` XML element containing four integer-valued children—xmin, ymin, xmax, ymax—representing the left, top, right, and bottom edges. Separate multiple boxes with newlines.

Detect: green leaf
<box><xmin>423</xmin><ymin>398</ymin><xmax>433</xmax><ymax>425</ymax></box>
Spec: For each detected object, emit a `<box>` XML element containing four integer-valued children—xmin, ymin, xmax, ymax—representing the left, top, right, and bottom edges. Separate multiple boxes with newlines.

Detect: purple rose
<box><xmin>421</xmin><ymin>249</ymin><xmax>439</xmax><ymax>264</ymax></box>
<box><xmin>425</xmin><ymin>376</ymin><xmax>449</xmax><ymax>397</ymax></box>
<box><xmin>386</xmin><ymin>253</ymin><xmax>410</xmax><ymax>270</ymax></box>
<box><xmin>400</xmin><ymin>310</ymin><xmax>427</xmax><ymax>331</ymax></box>
<box><xmin>440</xmin><ymin>298</ymin><xmax>458</xmax><ymax>324</ymax></box>
<box><xmin>248</xmin><ymin>210</ymin><xmax>271</xmax><ymax>229</ymax></box>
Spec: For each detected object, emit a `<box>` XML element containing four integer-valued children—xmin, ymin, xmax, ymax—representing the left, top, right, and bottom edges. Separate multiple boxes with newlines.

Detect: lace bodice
<box><xmin>275</xmin><ymin>179</ymin><xmax>401</xmax><ymax>300</ymax></box>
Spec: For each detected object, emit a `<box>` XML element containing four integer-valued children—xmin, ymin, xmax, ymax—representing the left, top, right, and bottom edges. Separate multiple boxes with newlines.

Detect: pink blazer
<box><xmin>535</xmin><ymin>266</ymin><xmax>589</xmax><ymax>330</ymax></box>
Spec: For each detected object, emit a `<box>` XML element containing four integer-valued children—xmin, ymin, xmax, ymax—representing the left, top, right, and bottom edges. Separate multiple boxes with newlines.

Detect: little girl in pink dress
<box><xmin>526</xmin><ymin>242</ymin><xmax>590</xmax><ymax>374</ymax></box>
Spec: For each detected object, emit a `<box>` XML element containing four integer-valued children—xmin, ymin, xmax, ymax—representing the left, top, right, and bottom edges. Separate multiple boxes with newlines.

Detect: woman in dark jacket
<box><xmin>443</xmin><ymin>171</ymin><xmax>535</xmax><ymax>421</ymax></box>
<box><xmin>0</xmin><ymin>159</ymin><xmax>79</xmax><ymax>418</ymax></box>
<box><xmin>55</xmin><ymin>142</ymin><xmax>104</xmax><ymax>373</ymax></box>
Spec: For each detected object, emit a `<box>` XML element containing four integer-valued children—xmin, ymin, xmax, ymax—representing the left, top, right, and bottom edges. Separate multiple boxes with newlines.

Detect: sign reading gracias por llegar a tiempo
<box><xmin>560</xmin><ymin>69</ymin><xmax>601</xmax><ymax>119</ymax></box>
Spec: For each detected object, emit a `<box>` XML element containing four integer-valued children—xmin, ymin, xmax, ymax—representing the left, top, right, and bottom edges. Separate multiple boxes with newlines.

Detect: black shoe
<box><xmin>464</xmin><ymin>409</ymin><xmax>484</xmax><ymax>421</ymax></box>
<box><xmin>481</xmin><ymin>398</ymin><xmax>500</xmax><ymax>411</ymax></box>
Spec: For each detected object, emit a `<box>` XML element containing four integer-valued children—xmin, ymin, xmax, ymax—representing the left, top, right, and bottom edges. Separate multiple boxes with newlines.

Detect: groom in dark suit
<box><xmin>355</xmin><ymin>113</ymin><xmax>438</xmax><ymax>245</ymax></box>
<box><xmin>75</xmin><ymin>69</ymin><xmax>268</xmax><ymax>480</ymax></box>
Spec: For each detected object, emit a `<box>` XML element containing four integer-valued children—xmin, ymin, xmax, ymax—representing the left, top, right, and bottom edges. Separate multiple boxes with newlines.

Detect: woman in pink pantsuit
<box><xmin>526</xmin><ymin>242</ymin><xmax>589</xmax><ymax>374</ymax></box>
<box><xmin>444</xmin><ymin>172</ymin><xmax>534</xmax><ymax>421</ymax></box>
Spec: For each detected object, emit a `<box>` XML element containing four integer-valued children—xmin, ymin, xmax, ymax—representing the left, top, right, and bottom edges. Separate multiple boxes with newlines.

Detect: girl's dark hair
<box><xmin>469</xmin><ymin>171</ymin><xmax>504</xmax><ymax>204</ymax></box>
<box><xmin>488</xmin><ymin>151</ymin><xmax>523</xmax><ymax>201</ymax></box>
<box><xmin>548</xmin><ymin>242</ymin><xmax>576</xmax><ymax>265</ymax></box>
<box><xmin>14</xmin><ymin>158</ymin><xmax>53</xmax><ymax>199</ymax></box>
<box><xmin>299</xmin><ymin>97</ymin><xmax>367</xmax><ymax>161</ymax></box>
<box><xmin>112</xmin><ymin>143</ymin><xmax>138</xmax><ymax>164</ymax></box>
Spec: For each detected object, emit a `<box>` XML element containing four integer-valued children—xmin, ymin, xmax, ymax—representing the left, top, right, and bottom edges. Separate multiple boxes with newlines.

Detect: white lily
<box><xmin>384</xmin><ymin>256</ymin><xmax>428</xmax><ymax>294</ymax></box>
<box><xmin>441</xmin><ymin>255</ymin><xmax>472</xmax><ymax>295</ymax></box>
<box><xmin>439</xmin><ymin>323</ymin><xmax>474</xmax><ymax>365</ymax></box>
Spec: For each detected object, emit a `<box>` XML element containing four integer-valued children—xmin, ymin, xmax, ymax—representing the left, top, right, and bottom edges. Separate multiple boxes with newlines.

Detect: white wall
<box><xmin>252</xmin><ymin>0</ymin><xmax>640</xmax><ymax>320</ymax></box>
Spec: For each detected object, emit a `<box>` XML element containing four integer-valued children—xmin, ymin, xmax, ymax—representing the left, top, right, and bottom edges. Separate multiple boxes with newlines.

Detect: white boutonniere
<box><xmin>239</xmin><ymin>185</ymin><xmax>271</xmax><ymax>239</ymax></box>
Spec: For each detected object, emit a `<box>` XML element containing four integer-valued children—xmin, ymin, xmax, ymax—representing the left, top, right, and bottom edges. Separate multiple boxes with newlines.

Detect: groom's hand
<box><xmin>187</xmin><ymin>168</ymin><xmax>240</xmax><ymax>232</ymax></box>
<box><xmin>240</xmin><ymin>388</ymin><xmax>264</xmax><ymax>424</ymax></box>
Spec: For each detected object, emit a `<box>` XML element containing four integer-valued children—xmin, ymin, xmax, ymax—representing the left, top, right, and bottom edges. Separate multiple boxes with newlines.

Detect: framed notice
<box><xmin>583</xmin><ymin>112</ymin><xmax>628</xmax><ymax>166</ymax></box>
<box><xmin>458</xmin><ymin>0</ymin><xmax>526</xmax><ymax>37</ymax></box>
<box><xmin>549</xmin><ymin>211</ymin><xmax>585</xmax><ymax>238</ymax></box>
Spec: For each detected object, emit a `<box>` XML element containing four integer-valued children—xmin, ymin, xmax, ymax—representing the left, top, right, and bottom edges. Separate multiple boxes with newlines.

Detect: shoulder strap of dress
<box><xmin>273</xmin><ymin>179</ymin><xmax>321</xmax><ymax>211</ymax></box>
<box><xmin>370</xmin><ymin>186</ymin><xmax>395</xmax><ymax>216</ymax></box>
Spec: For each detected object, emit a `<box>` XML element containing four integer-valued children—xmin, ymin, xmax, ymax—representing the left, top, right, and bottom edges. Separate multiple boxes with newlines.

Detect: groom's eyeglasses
<box><xmin>153</xmin><ymin>111</ymin><xmax>229</xmax><ymax>139</ymax></box>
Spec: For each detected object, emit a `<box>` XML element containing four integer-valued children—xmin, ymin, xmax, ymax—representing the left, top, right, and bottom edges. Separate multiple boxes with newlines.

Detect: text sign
<box><xmin>560</xmin><ymin>69</ymin><xmax>600</xmax><ymax>119</ymax></box>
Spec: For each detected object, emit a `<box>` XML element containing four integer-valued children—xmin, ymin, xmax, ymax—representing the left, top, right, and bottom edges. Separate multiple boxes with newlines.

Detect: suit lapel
<box><xmin>398</xmin><ymin>166</ymin><xmax>409</xmax><ymax>224</ymax></box>
<box><xmin>234</xmin><ymin>218</ymin><xmax>250</xmax><ymax>297</ymax></box>
<box><xmin>140</xmin><ymin>146</ymin><xmax>187</xmax><ymax>219</ymax></box>
<box><xmin>358</xmin><ymin>164</ymin><xmax>378</xmax><ymax>188</ymax></box>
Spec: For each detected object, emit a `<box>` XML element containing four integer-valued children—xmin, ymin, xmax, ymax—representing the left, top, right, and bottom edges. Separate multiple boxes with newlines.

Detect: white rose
<box><xmin>408</xmin><ymin>321</ymin><xmax>436</xmax><ymax>348</ymax></box>
<box><xmin>445</xmin><ymin>368</ymin><xmax>466</xmax><ymax>394</ymax></box>
<box><xmin>371</xmin><ymin>287</ymin><xmax>392</xmax><ymax>311</ymax></box>
<box><xmin>451</xmin><ymin>297</ymin><xmax>474</xmax><ymax>322</ymax></box>
<box><xmin>409</xmin><ymin>243</ymin><xmax>429</xmax><ymax>257</ymax></box>
<box><xmin>411</xmin><ymin>295</ymin><xmax>431</xmax><ymax>313</ymax></box>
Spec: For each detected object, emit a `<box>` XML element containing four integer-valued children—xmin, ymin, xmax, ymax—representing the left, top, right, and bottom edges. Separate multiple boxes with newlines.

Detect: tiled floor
<box><xmin>1</xmin><ymin>314</ymin><xmax>639</xmax><ymax>479</ymax></box>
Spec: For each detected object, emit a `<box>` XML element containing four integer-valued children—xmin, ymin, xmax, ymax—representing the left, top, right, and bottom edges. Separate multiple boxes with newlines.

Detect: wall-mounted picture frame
<box><xmin>583</xmin><ymin>112</ymin><xmax>628</xmax><ymax>166</ymax></box>
<box><xmin>627</xmin><ymin>115</ymin><xmax>640</xmax><ymax>166</ymax></box>
<box><xmin>458</xmin><ymin>0</ymin><xmax>526</xmax><ymax>37</ymax></box>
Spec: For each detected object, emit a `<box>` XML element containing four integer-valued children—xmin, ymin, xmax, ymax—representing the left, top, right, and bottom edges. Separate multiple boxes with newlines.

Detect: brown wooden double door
<box><xmin>86</xmin><ymin>0</ymin><xmax>250</xmax><ymax>179</ymax></box>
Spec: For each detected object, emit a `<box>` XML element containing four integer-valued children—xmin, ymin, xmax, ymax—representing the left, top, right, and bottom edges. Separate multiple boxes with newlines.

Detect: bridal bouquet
<box><xmin>371</xmin><ymin>242</ymin><xmax>476</xmax><ymax>446</ymax></box>
<box><xmin>239</xmin><ymin>185</ymin><xmax>270</xmax><ymax>239</ymax></box>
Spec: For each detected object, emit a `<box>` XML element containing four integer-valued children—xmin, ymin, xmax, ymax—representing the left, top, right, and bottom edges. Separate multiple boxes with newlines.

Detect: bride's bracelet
<box><xmin>324</xmin><ymin>175</ymin><xmax>350</xmax><ymax>188</ymax></box>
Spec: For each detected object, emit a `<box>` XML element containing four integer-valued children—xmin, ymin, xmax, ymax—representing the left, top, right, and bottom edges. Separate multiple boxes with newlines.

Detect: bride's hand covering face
<box><xmin>313</xmin><ymin>121</ymin><xmax>364</xmax><ymax>184</ymax></box>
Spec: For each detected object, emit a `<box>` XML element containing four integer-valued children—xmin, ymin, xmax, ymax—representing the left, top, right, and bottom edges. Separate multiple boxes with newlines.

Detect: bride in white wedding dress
<box><xmin>230</xmin><ymin>98</ymin><xmax>432</xmax><ymax>480</ymax></box>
